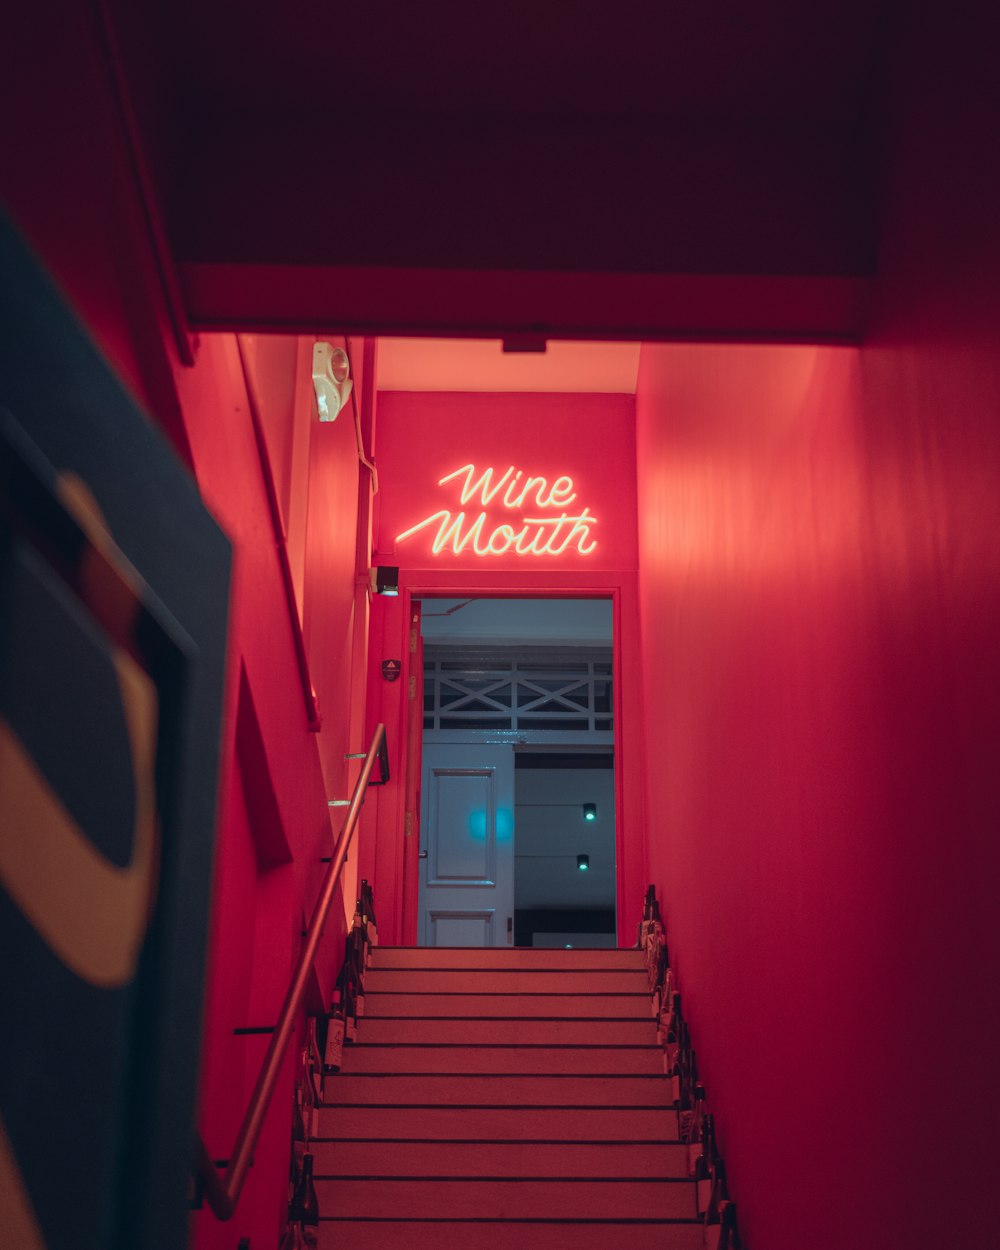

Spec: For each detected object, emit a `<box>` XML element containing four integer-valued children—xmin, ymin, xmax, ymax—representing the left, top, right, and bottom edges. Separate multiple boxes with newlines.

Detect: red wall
<box><xmin>175</xmin><ymin>335</ymin><xmax>368</xmax><ymax>1250</ymax></box>
<box><xmin>365</xmin><ymin>391</ymin><xmax>647</xmax><ymax>944</ymax></box>
<box><xmin>635</xmin><ymin>13</ymin><xmax>1000</xmax><ymax>1247</ymax></box>
<box><xmin>0</xmin><ymin>3</ymin><xmax>196</xmax><ymax>465</ymax></box>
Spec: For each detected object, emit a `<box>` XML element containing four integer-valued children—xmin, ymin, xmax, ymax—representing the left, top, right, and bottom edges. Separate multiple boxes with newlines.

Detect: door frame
<box><xmin>382</xmin><ymin>572</ymin><xmax>644</xmax><ymax>948</ymax></box>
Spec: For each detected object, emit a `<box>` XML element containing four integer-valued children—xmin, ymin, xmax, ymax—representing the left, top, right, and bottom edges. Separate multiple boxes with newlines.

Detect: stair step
<box><xmin>312</xmin><ymin>1139</ymin><xmax>688</xmax><ymax>1177</ymax></box>
<box><xmin>370</xmin><ymin>947</ymin><xmax>645</xmax><ymax>970</ymax></box>
<box><xmin>365</xmin><ymin>969</ymin><xmax>651</xmax><ymax>995</ymax></box>
<box><xmin>317</xmin><ymin>945</ymin><xmax>692</xmax><ymax>1249</ymax></box>
<box><xmin>327</xmin><ymin>1074</ymin><xmax>674</xmax><ymax>1106</ymax></box>
<box><xmin>354</xmin><ymin>1018</ymin><xmax>657</xmax><ymax>1045</ymax></box>
<box><xmin>319</xmin><ymin>1219</ymin><xmax>704</xmax><ymax>1249</ymax></box>
<box><xmin>363</xmin><ymin>993</ymin><xmax>648</xmax><ymax>1018</ymax></box>
<box><xmin>316</xmin><ymin>1105</ymin><xmax>677</xmax><ymax>1141</ymax></box>
<box><xmin>339</xmin><ymin>1044</ymin><xmax>662</xmax><ymax>1074</ymax></box>
<box><xmin>315</xmin><ymin>1177</ymin><xmax>697</xmax><ymax>1220</ymax></box>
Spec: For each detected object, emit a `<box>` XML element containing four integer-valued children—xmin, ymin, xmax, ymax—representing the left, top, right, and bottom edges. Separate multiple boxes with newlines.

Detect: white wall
<box><xmin>514</xmin><ymin>766</ymin><xmax>616</xmax><ymax>908</ymax></box>
<box><xmin>420</xmin><ymin>597</ymin><xmax>612</xmax><ymax>645</ymax></box>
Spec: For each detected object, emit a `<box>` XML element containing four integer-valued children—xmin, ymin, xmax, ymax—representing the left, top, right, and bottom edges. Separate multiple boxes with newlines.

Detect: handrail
<box><xmin>195</xmin><ymin>723</ymin><xmax>388</xmax><ymax>1219</ymax></box>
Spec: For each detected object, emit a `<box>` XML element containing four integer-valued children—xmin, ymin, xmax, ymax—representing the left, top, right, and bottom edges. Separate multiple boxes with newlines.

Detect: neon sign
<box><xmin>396</xmin><ymin>464</ymin><xmax>598</xmax><ymax>557</ymax></box>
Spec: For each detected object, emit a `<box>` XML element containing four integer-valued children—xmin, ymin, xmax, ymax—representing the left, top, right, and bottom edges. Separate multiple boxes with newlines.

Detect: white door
<box><xmin>419</xmin><ymin>743</ymin><xmax>514</xmax><ymax>946</ymax></box>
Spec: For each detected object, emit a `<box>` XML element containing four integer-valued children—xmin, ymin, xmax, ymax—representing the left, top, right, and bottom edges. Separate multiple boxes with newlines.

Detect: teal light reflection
<box><xmin>467</xmin><ymin>808</ymin><xmax>514</xmax><ymax>841</ymax></box>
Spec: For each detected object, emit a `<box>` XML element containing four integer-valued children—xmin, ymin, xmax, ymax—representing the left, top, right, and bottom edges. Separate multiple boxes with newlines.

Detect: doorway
<box><xmin>415</xmin><ymin>598</ymin><xmax>616</xmax><ymax>947</ymax></box>
<box><xmin>513</xmin><ymin>751</ymin><xmax>616</xmax><ymax>947</ymax></box>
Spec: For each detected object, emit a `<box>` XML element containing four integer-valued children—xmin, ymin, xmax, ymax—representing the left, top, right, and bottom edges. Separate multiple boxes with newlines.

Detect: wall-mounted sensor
<box><xmin>577</xmin><ymin>854</ymin><xmax>590</xmax><ymax>871</ymax></box>
<box><xmin>583</xmin><ymin>802</ymin><xmax>597</xmax><ymax>822</ymax></box>
<box><xmin>371</xmin><ymin>566</ymin><xmax>400</xmax><ymax>596</ymax></box>
<box><xmin>312</xmin><ymin>342</ymin><xmax>353</xmax><ymax>422</ymax></box>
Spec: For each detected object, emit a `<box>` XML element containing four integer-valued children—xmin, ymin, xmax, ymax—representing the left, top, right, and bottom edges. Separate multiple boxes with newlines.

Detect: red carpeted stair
<box><xmin>314</xmin><ymin>946</ymin><xmax>701</xmax><ymax>1249</ymax></box>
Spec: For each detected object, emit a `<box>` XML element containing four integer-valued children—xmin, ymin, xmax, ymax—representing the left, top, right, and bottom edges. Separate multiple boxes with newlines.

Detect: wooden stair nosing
<box><xmin>361</xmin><ymin>993</ymin><xmax>651</xmax><ymax>1018</ymax></box>
<box><xmin>317</xmin><ymin>1220</ymin><xmax>703</xmax><ymax>1250</ymax></box>
<box><xmin>314</xmin><ymin>1176</ymin><xmax>698</xmax><ymax>1220</ymax></box>
<box><xmin>337</xmin><ymin>1044</ymin><xmax>662</xmax><ymax>1074</ymax></box>
<box><xmin>370</xmin><ymin>948</ymin><xmax>645</xmax><ymax>968</ymax></box>
<box><xmin>327</xmin><ymin>1073</ymin><xmax>675</xmax><ymax>1107</ymax></box>
<box><xmin>316</xmin><ymin>1106</ymin><xmax>679</xmax><ymax>1141</ymax></box>
<box><xmin>355</xmin><ymin>1020</ymin><xmax>658</xmax><ymax>1045</ymax></box>
<box><xmin>365</xmin><ymin>970</ymin><xmax>651</xmax><ymax>994</ymax></box>
<box><xmin>311</xmin><ymin>1139</ymin><xmax>689</xmax><ymax>1177</ymax></box>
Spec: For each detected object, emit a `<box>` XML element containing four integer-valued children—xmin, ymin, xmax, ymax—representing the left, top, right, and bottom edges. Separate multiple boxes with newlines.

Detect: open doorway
<box><xmin>415</xmin><ymin>597</ymin><xmax>615</xmax><ymax>947</ymax></box>
<box><xmin>513</xmin><ymin>751</ymin><xmax>616</xmax><ymax>947</ymax></box>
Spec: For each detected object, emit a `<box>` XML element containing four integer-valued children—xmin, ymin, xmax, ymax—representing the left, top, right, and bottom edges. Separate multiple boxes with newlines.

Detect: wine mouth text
<box><xmin>395</xmin><ymin>464</ymin><xmax>598</xmax><ymax>558</ymax></box>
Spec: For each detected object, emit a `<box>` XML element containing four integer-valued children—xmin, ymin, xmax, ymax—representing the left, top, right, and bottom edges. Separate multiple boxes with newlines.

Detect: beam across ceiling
<box><xmin>181</xmin><ymin>265</ymin><xmax>869</xmax><ymax>344</ymax></box>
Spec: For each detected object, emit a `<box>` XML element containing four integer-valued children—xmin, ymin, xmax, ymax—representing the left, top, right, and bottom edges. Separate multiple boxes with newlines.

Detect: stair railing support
<box><xmin>195</xmin><ymin>722</ymin><xmax>387</xmax><ymax>1220</ymax></box>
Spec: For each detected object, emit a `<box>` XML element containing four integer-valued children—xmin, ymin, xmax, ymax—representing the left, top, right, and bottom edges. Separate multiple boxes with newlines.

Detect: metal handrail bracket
<box><xmin>196</xmin><ymin>722</ymin><xmax>387</xmax><ymax>1219</ymax></box>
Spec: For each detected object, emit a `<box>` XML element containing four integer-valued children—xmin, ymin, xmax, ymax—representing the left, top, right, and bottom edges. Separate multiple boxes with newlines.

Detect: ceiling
<box><xmin>154</xmin><ymin>2</ymin><xmax>884</xmax><ymax>125</ymax></box>
<box><xmin>377</xmin><ymin>339</ymin><xmax>640</xmax><ymax>393</ymax></box>
<box><xmin>104</xmin><ymin>2</ymin><xmax>890</xmax><ymax>341</ymax></box>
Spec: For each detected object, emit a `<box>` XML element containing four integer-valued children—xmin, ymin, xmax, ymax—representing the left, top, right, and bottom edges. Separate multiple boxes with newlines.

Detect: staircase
<box><xmin>313</xmin><ymin>945</ymin><xmax>702</xmax><ymax>1248</ymax></box>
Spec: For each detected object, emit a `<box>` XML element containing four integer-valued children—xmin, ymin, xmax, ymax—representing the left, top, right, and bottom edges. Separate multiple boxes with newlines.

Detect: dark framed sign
<box><xmin>0</xmin><ymin>211</ymin><xmax>231</xmax><ymax>1250</ymax></box>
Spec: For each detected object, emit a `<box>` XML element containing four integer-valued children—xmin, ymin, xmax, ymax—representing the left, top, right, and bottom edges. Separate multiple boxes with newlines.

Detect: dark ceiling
<box><xmin>155</xmin><ymin>2</ymin><xmax>886</xmax><ymax>123</ymax></box>
<box><xmin>107</xmin><ymin>1</ymin><xmax>891</xmax><ymax>340</ymax></box>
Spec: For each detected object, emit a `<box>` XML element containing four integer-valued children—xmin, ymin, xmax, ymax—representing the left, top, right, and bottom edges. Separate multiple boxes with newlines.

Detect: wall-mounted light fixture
<box><xmin>582</xmin><ymin>802</ymin><xmax>597</xmax><ymax>822</ymax></box>
<box><xmin>312</xmin><ymin>342</ymin><xmax>353</xmax><ymax>422</ymax></box>
<box><xmin>371</xmin><ymin>566</ymin><xmax>400</xmax><ymax>597</ymax></box>
<box><xmin>577</xmin><ymin>854</ymin><xmax>590</xmax><ymax>871</ymax></box>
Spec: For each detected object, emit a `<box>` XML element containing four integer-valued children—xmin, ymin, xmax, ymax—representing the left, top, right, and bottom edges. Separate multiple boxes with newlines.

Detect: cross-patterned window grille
<box><xmin>423</xmin><ymin>646</ymin><xmax>613</xmax><ymax>732</ymax></box>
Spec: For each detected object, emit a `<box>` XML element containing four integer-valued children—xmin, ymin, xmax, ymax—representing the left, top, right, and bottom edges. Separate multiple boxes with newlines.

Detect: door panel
<box><xmin>420</xmin><ymin>744</ymin><xmax>514</xmax><ymax>947</ymax></box>
<box><xmin>427</xmin><ymin>910</ymin><xmax>496</xmax><ymax>947</ymax></box>
<box><xmin>428</xmin><ymin>768</ymin><xmax>497</xmax><ymax>883</ymax></box>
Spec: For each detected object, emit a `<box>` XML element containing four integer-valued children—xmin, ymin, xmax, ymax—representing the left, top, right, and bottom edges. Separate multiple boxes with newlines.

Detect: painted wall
<box><xmin>0</xmin><ymin>4</ymin><xmax>196</xmax><ymax>466</ymax></box>
<box><xmin>364</xmin><ymin>391</ymin><xmax>646</xmax><ymax>944</ymax></box>
<box><xmin>635</xmin><ymin>11</ymin><xmax>1000</xmax><ymax>1248</ymax></box>
<box><xmin>176</xmin><ymin>335</ymin><xmax>368</xmax><ymax>1250</ymax></box>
